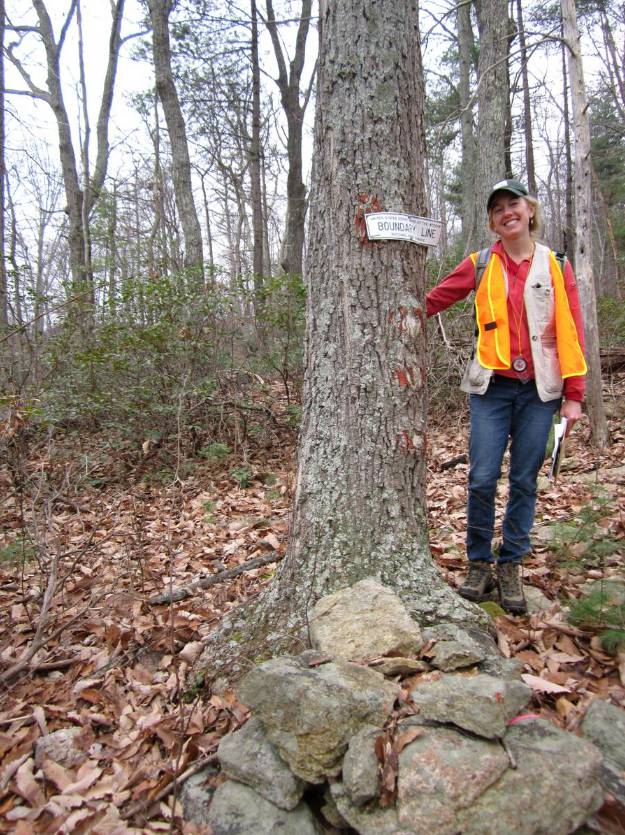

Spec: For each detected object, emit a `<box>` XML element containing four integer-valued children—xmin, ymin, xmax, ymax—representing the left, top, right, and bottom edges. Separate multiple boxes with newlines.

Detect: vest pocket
<box><xmin>529</xmin><ymin>284</ymin><xmax>554</xmax><ymax>328</ymax></box>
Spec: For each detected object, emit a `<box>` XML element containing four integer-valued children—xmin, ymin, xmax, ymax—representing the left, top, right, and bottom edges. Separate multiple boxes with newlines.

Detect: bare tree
<box><xmin>457</xmin><ymin>0</ymin><xmax>478</xmax><ymax>249</ymax></box>
<box><xmin>147</xmin><ymin>0</ymin><xmax>204</xmax><ymax>279</ymax></box>
<box><xmin>4</xmin><ymin>0</ymin><xmax>126</xmax><ymax>319</ymax></box>
<box><xmin>561</xmin><ymin>0</ymin><xmax>609</xmax><ymax>447</ymax></box>
<box><xmin>516</xmin><ymin>0</ymin><xmax>536</xmax><ymax>194</ymax></box>
<box><xmin>264</xmin><ymin>0</ymin><xmax>315</xmax><ymax>276</ymax></box>
<box><xmin>250</xmin><ymin>0</ymin><xmax>264</xmax><ymax>296</ymax></box>
<box><xmin>473</xmin><ymin>0</ymin><xmax>512</xmax><ymax>248</ymax></box>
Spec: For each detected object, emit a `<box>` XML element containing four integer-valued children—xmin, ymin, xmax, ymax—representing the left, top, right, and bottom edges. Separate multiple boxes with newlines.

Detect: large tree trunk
<box><xmin>474</xmin><ymin>0</ymin><xmax>511</xmax><ymax>248</ymax></box>
<box><xmin>197</xmin><ymin>0</ymin><xmax>483</xmax><ymax>685</ymax></box>
<box><xmin>148</xmin><ymin>0</ymin><xmax>203</xmax><ymax>278</ymax></box>
<box><xmin>561</xmin><ymin>0</ymin><xmax>609</xmax><ymax>447</ymax></box>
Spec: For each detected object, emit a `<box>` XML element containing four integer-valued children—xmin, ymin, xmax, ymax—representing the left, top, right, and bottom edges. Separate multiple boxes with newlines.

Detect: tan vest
<box><xmin>461</xmin><ymin>243</ymin><xmax>587</xmax><ymax>402</ymax></box>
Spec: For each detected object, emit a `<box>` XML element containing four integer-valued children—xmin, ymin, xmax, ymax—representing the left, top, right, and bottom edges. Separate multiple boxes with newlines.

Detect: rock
<box><xmin>179</xmin><ymin>767</ymin><xmax>218</xmax><ymax>825</ymax></box>
<box><xmin>423</xmin><ymin>623</ymin><xmax>507</xmax><ymax>673</ymax></box>
<box><xmin>309</xmin><ymin>578</ymin><xmax>423</xmax><ymax>663</ymax></box>
<box><xmin>237</xmin><ymin>655</ymin><xmax>398</xmax><ymax>783</ymax></box>
<box><xmin>580</xmin><ymin>699</ymin><xmax>625</xmax><ymax>805</ymax></box>
<box><xmin>342</xmin><ymin>725</ymin><xmax>381</xmax><ymax>806</ymax></box>
<box><xmin>330</xmin><ymin>781</ymin><xmax>399</xmax><ymax>835</ymax></box>
<box><xmin>458</xmin><ymin>719</ymin><xmax>604</xmax><ymax>834</ymax></box>
<box><xmin>217</xmin><ymin>717</ymin><xmax>305</xmax><ymax>810</ymax></box>
<box><xmin>524</xmin><ymin>586</ymin><xmax>554</xmax><ymax>614</ymax></box>
<box><xmin>34</xmin><ymin>726</ymin><xmax>94</xmax><ymax>768</ymax></box>
<box><xmin>368</xmin><ymin>657</ymin><xmax>430</xmax><ymax>677</ymax></box>
<box><xmin>409</xmin><ymin>673</ymin><xmax>531</xmax><ymax>738</ymax></box>
<box><xmin>478</xmin><ymin>654</ymin><xmax>524</xmax><ymax>680</ymax></box>
<box><xmin>578</xmin><ymin>465</ymin><xmax>625</xmax><ymax>485</ymax></box>
<box><xmin>428</xmin><ymin>639</ymin><xmax>484</xmax><ymax>671</ymax></box>
<box><xmin>396</xmin><ymin>725</ymin><xmax>509</xmax><ymax>834</ymax></box>
<box><xmin>580</xmin><ymin>579</ymin><xmax>625</xmax><ymax>606</ymax></box>
<box><xmin>320</xmin><ymin>784</ymin><xmax>351</xmax><ymax>829</ymax></box>
<box><xmin>580</xmin><ymin>699</ymin><xmax>625</xmax><ymax>772</ymax></box>
<box><xmin>332</xmin><ymin>719</ymin><xmax>602</xmax><ymax>835</ymax></box>
<box><xmin>333</xmin><ymin>725</ymin><xmax>508</xmax><ymax>835</ymax></box>
<box><xmin>207</xmin><ymin>780</ymin><xmax>321</xmax><ymax>834</ymax></box>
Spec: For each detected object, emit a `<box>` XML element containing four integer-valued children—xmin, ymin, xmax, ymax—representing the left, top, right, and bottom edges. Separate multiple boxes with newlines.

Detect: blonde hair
<box><xmin>488</xmin><ymin>194</ymin><xmax>543</xmax><ymax>239</ymax></box>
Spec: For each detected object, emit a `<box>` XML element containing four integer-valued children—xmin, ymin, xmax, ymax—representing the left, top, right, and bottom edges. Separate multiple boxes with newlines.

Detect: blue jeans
<box><xmin>467</xmin><ymin>376</ymin><xmax>560</xmax><ymax>564</ymax></box>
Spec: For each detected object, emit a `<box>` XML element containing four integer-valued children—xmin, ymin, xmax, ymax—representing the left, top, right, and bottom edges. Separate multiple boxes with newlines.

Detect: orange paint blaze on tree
<box><xmin>396</xmin><ymin>368</ymin><xmax>409</xmax><ymax>387</ymax></box>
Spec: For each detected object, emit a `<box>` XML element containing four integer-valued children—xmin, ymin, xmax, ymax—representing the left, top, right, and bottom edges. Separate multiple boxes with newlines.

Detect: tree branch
<box><xmin>90</xmin><ymin>0</ymin><xmax>126</xmax><ymax>208</ymax></box>
<box><xmin>148</xmin><ymin>551</ymin><xmax>283</xmax><ymax>606</ymax></box>
<box><xmin>4</xmin><ymin>45</ymin><xmax>50</xmax><ymax>100</ymax></box>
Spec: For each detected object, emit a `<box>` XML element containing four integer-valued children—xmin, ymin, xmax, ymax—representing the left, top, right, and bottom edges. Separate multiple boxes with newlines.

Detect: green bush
<box><xmin>24</xmin><ymin>268</ymin><xmax>303</xmax><ymax>459</ymax></box>
<box><xmin>567</xmin><ymin>581</ymin><xmax>625</xmax><ymax>654</ymax></box>
<box><xmin>201</xmin><ymin>442</ymin><xmax>231</xmax><ymax>461</ymax></box>
<box><xmin>230</xmin><ymin>466</ymin><xmax>253</xmax><ymax>488</ymax></box>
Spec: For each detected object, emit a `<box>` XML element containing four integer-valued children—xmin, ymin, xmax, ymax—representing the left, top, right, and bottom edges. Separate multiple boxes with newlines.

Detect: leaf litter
<box><xmin>0</xmin><ymin>377</ymin><xmax>624</xmax><ymax>830</ymax></box>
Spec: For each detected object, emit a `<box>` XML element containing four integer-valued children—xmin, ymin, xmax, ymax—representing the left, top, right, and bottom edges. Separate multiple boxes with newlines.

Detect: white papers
<box><xmin>549</xmin><ymin>417</ymin><xmax>568</xmax><ymax>482</ymax></box>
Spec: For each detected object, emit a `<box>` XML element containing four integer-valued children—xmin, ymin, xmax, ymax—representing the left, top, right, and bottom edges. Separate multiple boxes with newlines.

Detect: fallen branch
<box><xmin>0</xmin><ymin>548</ymin><xmax>59</xmax><ymax>685</ymax></box>
<box><xmin>148</xmin><ymin>551</ymin><xmax>283</xmax><ymax>606</ymax></box>
<box><xmin>440</xmin><ymin>454</ymin><xmax>468</xmax><ymax>471</ymax></box>
<box><xmin>122</xmin><ymin>752</ymin><xmax>218</xmax><ymax>821</ymax></box>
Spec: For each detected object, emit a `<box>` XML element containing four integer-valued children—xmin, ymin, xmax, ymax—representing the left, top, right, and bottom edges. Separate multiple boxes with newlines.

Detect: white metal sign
<box><xmin>365</xmin><ymin>212</ymin><xmax>442</xmax><ymax>246</ymax></box>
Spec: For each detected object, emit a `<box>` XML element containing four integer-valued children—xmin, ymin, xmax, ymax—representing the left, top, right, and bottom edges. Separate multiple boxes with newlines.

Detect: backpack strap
<box><xmin>474</xmin><ymin>246</ymin><xmax>492</xmax><ymax>290</ymax></box>
<box><xmin>553</xmin><ymin>250</ymin><xmax>567</xmax><ymax>274</ymax></box>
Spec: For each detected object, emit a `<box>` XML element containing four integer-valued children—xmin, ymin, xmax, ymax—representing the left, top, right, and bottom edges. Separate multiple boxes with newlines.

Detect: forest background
<box><xmin>1</xmin><ymin>0</ymin><xmax>625</xmax><ymax>830</ymax></box>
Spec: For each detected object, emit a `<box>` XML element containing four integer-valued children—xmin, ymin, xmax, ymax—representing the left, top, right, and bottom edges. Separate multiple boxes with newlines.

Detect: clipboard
<box><xmin>549</xmin><ymin>417</ymin><xmax>568</xmax><ymax>482</ymax></box>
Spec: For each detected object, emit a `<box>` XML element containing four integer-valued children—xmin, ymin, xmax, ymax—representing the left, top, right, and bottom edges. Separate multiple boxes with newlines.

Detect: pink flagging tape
<box><xmin>507</xmin><ymin>714</ymin><xmax>542</xmax><ymax>725</ymax></box>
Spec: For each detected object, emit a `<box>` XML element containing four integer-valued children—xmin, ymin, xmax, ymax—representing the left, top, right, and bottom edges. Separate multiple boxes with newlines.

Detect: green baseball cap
<box><xmin>486</xmin><ymin>179</ymin><xmax>529</xmax><ymax>211</ymax></box>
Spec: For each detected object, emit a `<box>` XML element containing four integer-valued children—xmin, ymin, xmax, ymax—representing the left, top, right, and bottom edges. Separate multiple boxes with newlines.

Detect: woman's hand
<box><xmin>561</xmin><ymin>399</ymin><xmax>583</xmax><ymax>434</ymax></box>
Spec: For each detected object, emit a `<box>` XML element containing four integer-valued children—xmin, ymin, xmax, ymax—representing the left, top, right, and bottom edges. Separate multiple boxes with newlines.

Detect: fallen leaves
<box><xmin>1</xmin><ymin>378</ymin><xmax>624</xmax><ymax>830</ymax></box>
<box><xmin>520</xmin><ymin>674</ymin><xmax>571</xmax><ymax>694</ymax></box>
<box><xmin>0</xmin><ymin>405</ymin><xmax>291</xmax><ymax>831</ymax></box>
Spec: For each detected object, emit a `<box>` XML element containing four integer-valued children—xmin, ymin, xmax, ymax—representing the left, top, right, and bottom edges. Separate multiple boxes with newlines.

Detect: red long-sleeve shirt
<box><xmin>426</xmin><ymin>240</ymin><xmax>586</xmax><ymax>401</ymax></box>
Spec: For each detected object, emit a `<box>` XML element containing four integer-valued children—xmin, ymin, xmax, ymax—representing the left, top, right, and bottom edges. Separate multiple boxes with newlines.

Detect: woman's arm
<box><xmin>425</xmin><ymin>255</ymin><xmax>476</xmax><ymax>318</ymax></box>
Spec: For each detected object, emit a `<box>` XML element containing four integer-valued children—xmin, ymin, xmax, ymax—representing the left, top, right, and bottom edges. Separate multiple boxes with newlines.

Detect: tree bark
<box><xmin>561</xmin><ymin>18</ymin><xmax>575</xmax><ymax>258</ymax></box>
<box><xmin>561</xmin><ymin>0</ymin><xmax>609</xmax><ymax>447</ymax></box>
<box><xmin>0</xmin><ymin>0</ymin><xmax>6</xmax><ymax>328</ymax></box>
<box><xmin>503</xmin><ymin>14</ymin><xmax>515</xmax><ymax>179</ymax></box>
<box><xmin>148</xmin><ymin>0</ymin><xmax>204</xmax><ymax>279</ymax></box>
<box><xmin>250</xmin><ymin>0</ymin><xmax>264</xmax><ymax>301</ymax></box>
<box><xmin>197</xmin><ymin>0</ymin><xmax>484</xmax><ymax>685</ymax></box>
<box><xmin>474</xmin><ymin>0</ymin><xmax>511</xmax><ymax>248</ymax></box>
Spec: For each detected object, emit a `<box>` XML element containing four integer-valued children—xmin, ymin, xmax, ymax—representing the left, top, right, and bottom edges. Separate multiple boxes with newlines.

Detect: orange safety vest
<box><xmin>471</xmin><ymin>249</ymin><xmax>587</xmax><ymax>379</ymax></box>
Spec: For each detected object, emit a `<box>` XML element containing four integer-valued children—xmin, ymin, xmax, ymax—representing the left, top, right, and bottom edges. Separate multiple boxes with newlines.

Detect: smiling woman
<box><xmin>426</xmin><ymin>178</ymin><xmax>587</xmax><ymax>616</ymax></box>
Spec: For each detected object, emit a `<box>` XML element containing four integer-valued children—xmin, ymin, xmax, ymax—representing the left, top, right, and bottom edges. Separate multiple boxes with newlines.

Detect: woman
<box><xmin>426</xmin><ymin>179</ymin><xmax>587</xmax><ymax>615</ymax></box>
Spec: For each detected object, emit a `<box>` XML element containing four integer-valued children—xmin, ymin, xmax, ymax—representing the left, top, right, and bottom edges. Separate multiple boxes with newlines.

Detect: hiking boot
<box><xmin>496</xmin><ymin>561</ymin><xmax>527</xmax><ymax>615</ymax></box>
<box><xmin>458</xmin><ymin>561</ymin><xmax>495</xmax><ymax>603</ymax></box>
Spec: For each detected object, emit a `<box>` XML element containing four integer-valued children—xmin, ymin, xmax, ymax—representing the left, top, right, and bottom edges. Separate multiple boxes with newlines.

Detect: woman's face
<box><xmin>488</xmin><ymin>193</ymin><xmax>534</xmax><ymax>242</ymax></box>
